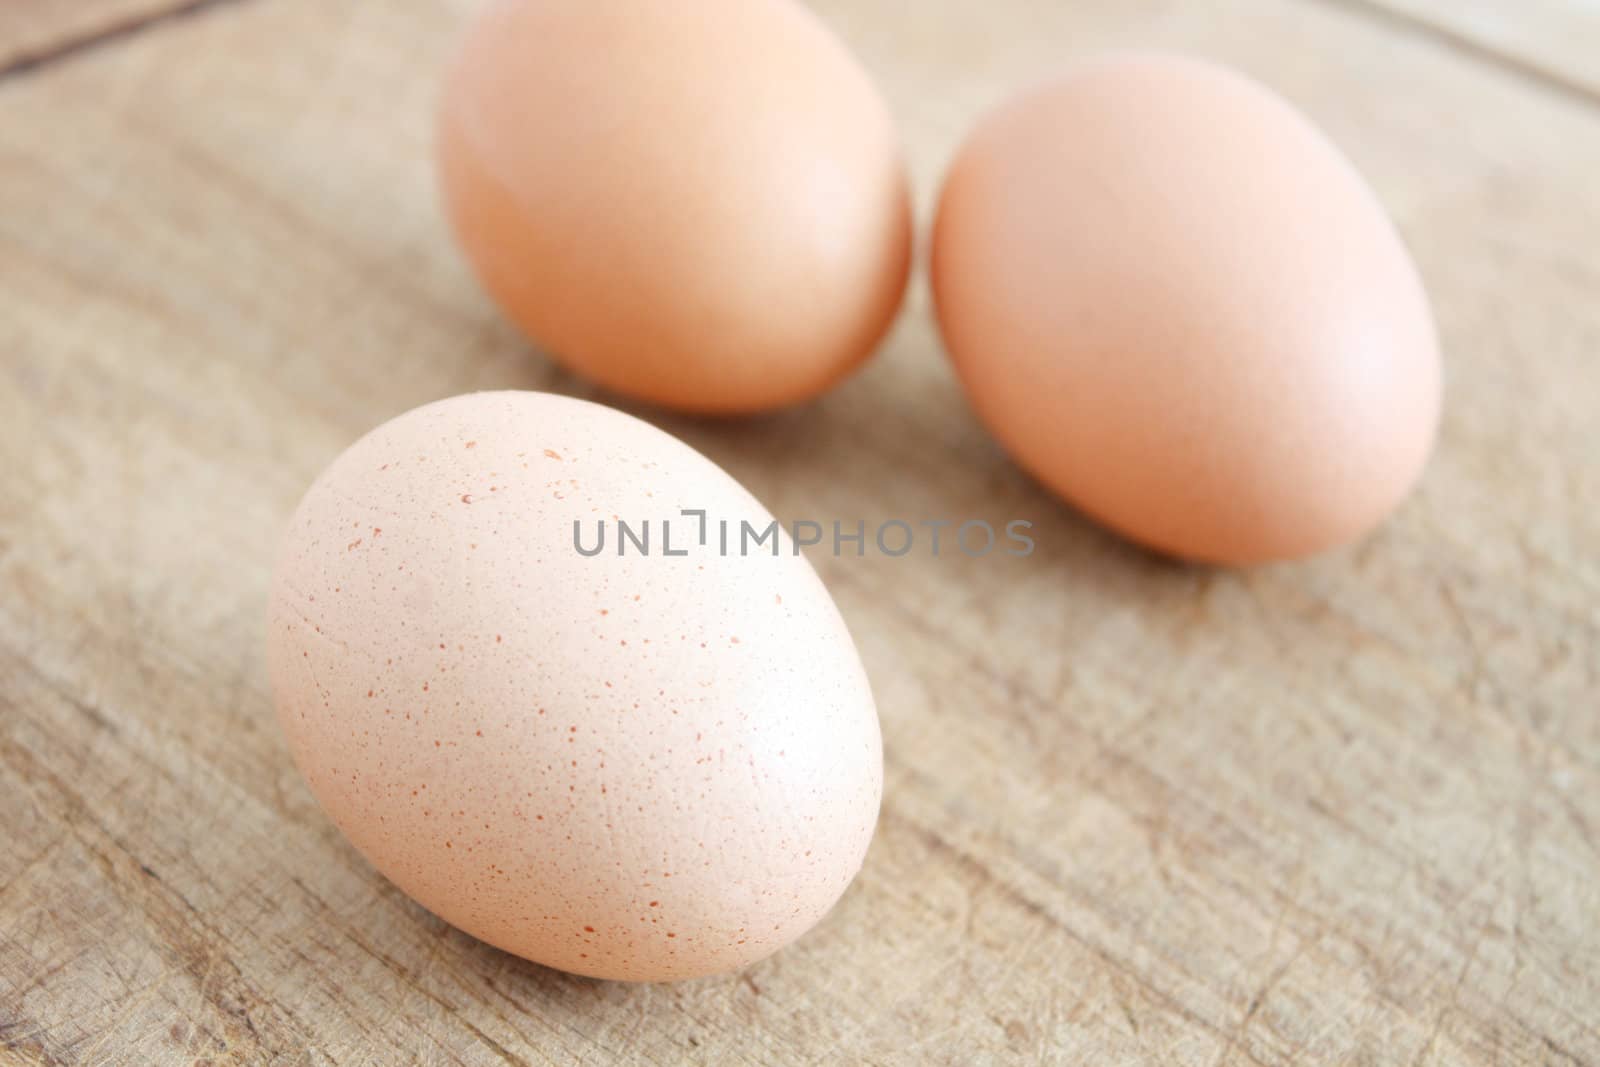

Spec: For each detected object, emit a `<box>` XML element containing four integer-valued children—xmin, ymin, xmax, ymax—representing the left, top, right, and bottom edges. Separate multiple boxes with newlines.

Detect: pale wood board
<box><xmin>0</xmin><ymin>0</ymin><xmax>205</xmax><ymax>72</ymax></box>
<box><xmin>1355</xmin><ymin>0</ymin><xmax>1600</xmax><ymax>102</ymax></box>
<box><xmin>1</xmin><ymin>0</ymin><xmax>1596</xmax><ymax>1064</ymax></box>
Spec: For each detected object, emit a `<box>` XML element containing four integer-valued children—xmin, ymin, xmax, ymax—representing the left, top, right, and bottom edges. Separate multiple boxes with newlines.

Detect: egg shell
<box><xmin>438</xmin><ymin>0</ymin><xmax>913</xmax><ymax>414</ymax></box>
<box><xmin>931</xmin><ymin>54</ymin><xmax>1442</xmax><ymax>564</ymax></box>
<box><xmin>267</xmin><ymin>392</ymin><xmax>882</xmax><ymax>981</ymax></box>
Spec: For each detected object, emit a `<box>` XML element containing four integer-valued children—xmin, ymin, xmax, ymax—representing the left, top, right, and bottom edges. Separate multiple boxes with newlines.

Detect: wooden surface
<box><xmin>0</xmin><ymin>0</ymin><xmax>224</xmax><ymax>73</ymax></box>
<box><xmin>2</xmin><ymin>0</ymin><xmax>1597</xmax><ymax>1063</ymax></box>
<box><xmin>1354</xmin><ymin>0</ymin><xmax>1600</xmax><ymax>102</ymax></box>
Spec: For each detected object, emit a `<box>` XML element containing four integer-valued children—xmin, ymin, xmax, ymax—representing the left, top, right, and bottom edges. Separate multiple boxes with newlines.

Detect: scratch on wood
<box><xmin>0</xmin><ymin>0</ymin><xmax>260</xmax><ymax>83</ymax></box>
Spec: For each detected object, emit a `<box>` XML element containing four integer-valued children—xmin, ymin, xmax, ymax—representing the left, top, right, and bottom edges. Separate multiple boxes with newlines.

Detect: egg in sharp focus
<box><xmin>267</xmin><ymin>392</ymin><xmax>882</xmax><ymax>981</ymax></box>
<box><xmin>931</xmin><ymin>53</ymin><xmax>1442</xmax><ymax>564</ymax></box>
<box><xmin>437</xmin><ymin>0</ymin><xmax>913</xmax><ymax>414</ymax></box>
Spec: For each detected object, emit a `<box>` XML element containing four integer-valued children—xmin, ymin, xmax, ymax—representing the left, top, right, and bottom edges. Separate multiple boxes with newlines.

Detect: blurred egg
<box><xmin>931</xmin><ymin>54</ymin><xmax>1441</xmax><ymax>564</ymax></box>
<box><xmin>438</xmin><ymin>0</ymin><xmax>913</xmax><ymax>414</ymax></box>
<box><xmin>267</xmin><ymin>392</ymin><xmax>882</xmax><ymax>981</ymax></box>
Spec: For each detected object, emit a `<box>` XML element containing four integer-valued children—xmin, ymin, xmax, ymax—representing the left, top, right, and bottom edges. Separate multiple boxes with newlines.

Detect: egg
<box><xmin>931</xmin><ymin>54</ymin><xmax>1441</xmax><ymax>564</ymax></box>
<box><xmin>267</xmin><ymin>392</ymin><xmax>882</xmax><ymax>981</ymax></box>
<box><xmin>437</xmin><ymin>0</ymin><xmax>913</xmax><ymax>414</ymax></box>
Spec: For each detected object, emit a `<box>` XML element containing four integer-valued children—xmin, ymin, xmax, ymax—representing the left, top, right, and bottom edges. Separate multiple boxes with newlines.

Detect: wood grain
<box><xmin>1348</xmin><ymin>0</ymin><xmax>1600</xmax><ymax>104</ymax></box>
<box><xmin>0</xmin><ymin>0</ymin><xmax>232</xmax><ymax>75</ymax></box>
<box><xmin>0</xmin><ymin>0</ymin><xmax>1596</xmax><ymax>1064</ymax></box>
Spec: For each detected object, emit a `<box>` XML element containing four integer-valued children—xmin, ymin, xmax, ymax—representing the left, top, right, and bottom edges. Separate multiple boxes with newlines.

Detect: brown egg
<box><xmin>268</xmin><ymin>392</ymin><xmax>882</xmax><ymax>981</ymax></box>
<box><xmin>438</xmin><ymin>0</ymin><xmax>913</xmax><ymax>414</ymax></box>
<box><xmin>931</xmin><ymin>54</ymin><xmax>1441</xmax><ymax>564</ymax></box>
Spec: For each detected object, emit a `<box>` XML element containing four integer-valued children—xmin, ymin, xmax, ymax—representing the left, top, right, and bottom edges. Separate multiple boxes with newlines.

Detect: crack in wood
<box><xmin>0</xmin><ymin>0</ymin><xmax>259</xmax><ymax>83</ymax></box>
<box><xmin>1304</xmin><ymin>0</ymin><xmax>1600</xmax><ymax>113</ymax></box>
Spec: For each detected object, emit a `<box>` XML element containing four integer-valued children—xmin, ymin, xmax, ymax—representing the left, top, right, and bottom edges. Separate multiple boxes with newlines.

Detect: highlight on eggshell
<box><xmin>267</xmin><ymin>392</ymin><xmax>883</xmax><ymax>981</ymax></box>
<box><xmin>437</xmin><ymin>0</ymin><xmax>914</xmax><ymax>415</ymax></box>
<box><xmin>931</xmin><ymin>52</ymin><xmax>1442</xmax><ymax>565</ymax></box>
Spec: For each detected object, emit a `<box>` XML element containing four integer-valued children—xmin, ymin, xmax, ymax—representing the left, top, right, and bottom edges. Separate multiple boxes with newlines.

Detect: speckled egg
<box><xmin>267</xmin><ymin>392</ymin><xmax>882</xmax><ymax>981</ymax></box>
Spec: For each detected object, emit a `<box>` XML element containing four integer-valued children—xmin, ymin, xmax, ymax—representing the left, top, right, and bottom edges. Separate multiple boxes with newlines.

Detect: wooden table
<box><xmin>2</xmin><ymin>1</ymin><xmax>1596</xmax><ymax>1063</ymax></box>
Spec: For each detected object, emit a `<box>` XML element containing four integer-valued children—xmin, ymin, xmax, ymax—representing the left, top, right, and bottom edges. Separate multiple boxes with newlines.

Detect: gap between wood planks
<box><xmin>1304</xmin><ymin>0</ymin><xmax>1600</xmax><ymax>112</ymax></box>
<box><xmin>1</xmin><ymin>0</ymin><xmax>1594</xmax><ymax>121</ymax></box>
<box><xmin>0</xmin><ymin>0</ymin><xmax>257</xmax><ymax>83</ymax></box>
